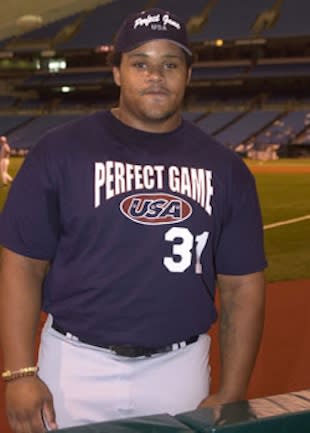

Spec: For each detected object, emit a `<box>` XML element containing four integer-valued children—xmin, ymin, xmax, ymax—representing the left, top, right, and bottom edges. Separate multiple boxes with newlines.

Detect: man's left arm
<box><xmin>199</xmin><ymin>271</ymin><xmax>265</xmax><ymax>407</ymax></box>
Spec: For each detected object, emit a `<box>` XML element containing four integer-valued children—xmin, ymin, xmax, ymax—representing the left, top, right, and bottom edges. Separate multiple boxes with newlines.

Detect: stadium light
<box><xmin>16</xmin><ymin>14</ymin><xmax>43</xmax><ymax>31</ymax></box>
<box><xmin>61</xmin><ymin>86</ymin><xmax>73</xmax><ymax>93</ymax></box>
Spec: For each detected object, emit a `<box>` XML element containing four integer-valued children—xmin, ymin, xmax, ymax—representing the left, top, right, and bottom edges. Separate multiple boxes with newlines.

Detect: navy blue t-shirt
<box><xmin>0</xmin><ymin>110</ymin><xmax>267</xmax><ymax>347</ymax></box>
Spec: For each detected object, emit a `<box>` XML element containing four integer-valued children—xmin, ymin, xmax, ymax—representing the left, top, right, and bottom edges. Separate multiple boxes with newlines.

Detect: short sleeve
<box><xmin>0</xmin><ymin>142</ymin><xmax>60</xmax><ymax>259</ymax></box>
<box><xmin>215</xmin><ymin>165</ymin><xmax>267</xmax><ymax>275</ymax></box>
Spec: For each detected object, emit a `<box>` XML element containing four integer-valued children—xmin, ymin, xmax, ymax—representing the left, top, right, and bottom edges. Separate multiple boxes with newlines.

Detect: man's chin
<box><xmin>141</xmin><ymin>108</ymin><xmax>176</xmax><ymax>123</ymax></box>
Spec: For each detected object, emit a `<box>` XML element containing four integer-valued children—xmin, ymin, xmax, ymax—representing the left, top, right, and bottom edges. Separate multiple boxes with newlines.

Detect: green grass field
<box><xmin>247</xmin><ymin>158</ymin><xmax>310</xmax><ymax>168</ymax></box>
<box><xmin>255</xmin><ymin>173</ymin><xmax>310</xmax><ymax>282</ymax></box>
<box><xmin>1</xmin><ymin>157</ymin><xmax>310</xmax><ymax>283</ymax></box>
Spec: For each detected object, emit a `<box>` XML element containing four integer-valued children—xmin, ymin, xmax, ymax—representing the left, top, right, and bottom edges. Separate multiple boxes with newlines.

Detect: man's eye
<box><xmin>133</xmin><ymin>62</ymin><xmax>146</xmax><ymax>69</ymax></box>
<box><xmin>164</xmin><ymin>63</ymin><xmax>178</xmax><ymax>69</ymax></box>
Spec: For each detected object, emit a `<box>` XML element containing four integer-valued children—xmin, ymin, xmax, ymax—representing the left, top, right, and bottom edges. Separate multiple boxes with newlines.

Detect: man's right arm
<box><xmin>0</xmin><ymin>247</ymin><xmax>58</xmax><ymax>433</ymax></box>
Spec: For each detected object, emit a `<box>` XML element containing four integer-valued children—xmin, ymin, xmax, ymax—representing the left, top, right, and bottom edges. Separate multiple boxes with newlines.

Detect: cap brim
<box><xmin>121</xmin><ymin>38</ymin><xmax>192</xmax><ymax>56</ymax></box>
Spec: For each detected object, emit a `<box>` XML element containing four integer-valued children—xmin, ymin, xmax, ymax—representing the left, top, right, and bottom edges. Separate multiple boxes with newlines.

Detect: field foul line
<box><xmin>264</xmin><ymin>214</ymin><xmax>310</xmax><ymax>230</ymax></box>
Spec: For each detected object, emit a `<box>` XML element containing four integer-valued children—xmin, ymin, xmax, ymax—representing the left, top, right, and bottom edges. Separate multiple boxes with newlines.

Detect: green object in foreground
<box><xmin>50</xmin><ymin>389</ymin><xmax>310</xmax><ymax>433</ymax></box>
<box><xmin>53</xmin><ymin>414</ymin><xmax>194</xmax><ymax>433</ymax></box>
<box><xmin>176</xmin><ymin>389</ymin><xmax>310</xmax><ymax>433</ymax></box>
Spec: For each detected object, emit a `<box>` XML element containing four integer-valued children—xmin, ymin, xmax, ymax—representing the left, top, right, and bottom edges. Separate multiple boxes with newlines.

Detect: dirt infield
<box><xmin>209</xmin><ymin>279</ymin><xmax>310</xmax><ymax>399</ymax></box>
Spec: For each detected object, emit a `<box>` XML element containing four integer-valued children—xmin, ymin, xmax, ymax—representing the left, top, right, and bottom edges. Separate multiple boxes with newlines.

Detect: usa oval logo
<box><xmin>120</xmin><ymin>193</ymin><xmax>192</xmax><ymax>225</ymax></box>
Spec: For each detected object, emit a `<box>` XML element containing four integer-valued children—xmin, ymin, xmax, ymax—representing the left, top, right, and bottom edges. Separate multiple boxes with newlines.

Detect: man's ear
<box><xmin>187</xmin><ymin>67</ymin><xmax>192</xmax><ymax>85</ymax></box>
<box><xmin>112</xmin><ymin>66</ymin><xmax>121</xmax><ymax>87</ymax></box>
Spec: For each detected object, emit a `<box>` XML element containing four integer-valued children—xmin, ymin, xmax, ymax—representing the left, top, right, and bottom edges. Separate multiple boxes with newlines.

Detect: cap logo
<box><xmin>162</xmin><ymin>14</ymin><xmax>181</xmax><ymax>29</ymax></box>
<box><xmin>134</xmin><ymin>13</ymin><xmax>181</xmax><ymax>31</ymax></box>
<box><xmin>115</xmin><ymin>8</ymin><xmax>192</xmax><ymax>55</ymax></box>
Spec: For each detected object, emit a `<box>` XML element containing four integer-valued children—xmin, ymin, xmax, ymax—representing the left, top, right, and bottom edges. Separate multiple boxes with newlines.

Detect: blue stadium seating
<box><xmin>182</xmin><ymin>111</ymin><xmax>205</xmax><ymax>123</ymax></box>
<box><xmin>2</xmin><ymin>109</ymin><xmax>310</xmax><ymax>152</ymax></box>
<box><xmin>0</xmin><ymin>115</ymin><xmax>34</xmax><ymax>136</ymax></box>
<box><xmin>17</xmin><ymin>98</ymin><xmax>47</xmax><ymax>109</ymax></box>
<box><xmin>0</xmin><ymin>36</ymin><xmax>13</xmax><ymax>49</ymax></box>
<box><xmin>148</xmin><ymin>0</ymin><xmax>207</xmax><ymax>23</ymax></box>
<box><xmin>57</xmin><ymin>0</ymin><xmax>147</xmax><ymax>50</ymax></box>
<box><xmin>189</xmin><ymin>0</ymin><xmax>273</xmax><ymax>41</ymax></box>
<box><xmin>250</xmin><ymin>63</ymin><xmax>310</xmax><ymax>78</ymax></box>
<box><xmin>0</xmin><ymin>95</ymin><xmax>17</xmax><ymax>108</ymax></box>
<box><xmin>281</xmin><ymin>111</ymin><xmax>310</xmax><ymax>136</ymax></box>
<box><xmin>1</xmin><ymin>0</ymin><xmax>310</xmax><ymax>52</ymax></box>
<box><xmin>21</xmin><ymin>70</ymin><xmax>113</xmax><ymax>90</ymax></box>
<box><xmin>197</xmin><ymin>112</ymin><xmax>242</xmax><ymax>135</ymax></box>
<box><xmin>192</xmin><ymin>66</ymin><xmax>247</xmax><ymax>80</ymax></box>
<box><xmin>214</xmin><ymin>110</ymin><xmax>280</xmax><ymax>148</ymax></box>
<box><xmin>0</xmin><ymin>1</ymin><xmax>308</xmax><ymax>157</ymax></box>
<box><xmin>262</xmin><ymin>0</ymin><xmax>310</xmax><ymax>37</ymax></box>
<box><xmin>6</xmin><ymin>114</ymin><xmax>82</xmax><ymax>149</ymax></box>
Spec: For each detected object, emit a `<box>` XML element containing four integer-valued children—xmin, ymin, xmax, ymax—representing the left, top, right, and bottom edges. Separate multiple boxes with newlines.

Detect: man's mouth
<box><xmin>142</xmin><ymin>88</ymin><xmax>169</xmax><ymax>96</ymax></box>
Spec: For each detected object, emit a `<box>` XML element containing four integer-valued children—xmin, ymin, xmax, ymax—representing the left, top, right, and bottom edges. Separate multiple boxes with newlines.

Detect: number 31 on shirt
<box><xmin>163</xmin><ymin>227</ymin><xmax>209</xmax><ymax>274</ymax></box>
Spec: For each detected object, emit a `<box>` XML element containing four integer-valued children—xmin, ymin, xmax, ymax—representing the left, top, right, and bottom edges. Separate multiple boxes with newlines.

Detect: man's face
<box><xmin>113</xmin><ymin>39</ymin><xmax>191</xmax><ymax>132</ymax></box>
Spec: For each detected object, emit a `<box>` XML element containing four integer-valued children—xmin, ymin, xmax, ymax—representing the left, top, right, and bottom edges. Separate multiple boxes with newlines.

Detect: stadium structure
<box><xmin>0</xmin><ymin>0</ymin><xmax>310</xmax><ymax>159</ymax></box>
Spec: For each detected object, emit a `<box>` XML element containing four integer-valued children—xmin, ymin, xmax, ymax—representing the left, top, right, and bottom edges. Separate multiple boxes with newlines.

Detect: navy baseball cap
<box><xmin>114</xmin><ymin>8</ymin><xmax>192</xmax><ymax>56</ymax></box>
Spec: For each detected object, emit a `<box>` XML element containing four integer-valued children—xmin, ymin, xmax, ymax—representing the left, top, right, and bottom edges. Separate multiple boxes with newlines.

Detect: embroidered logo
<box><xmin>134</xmin><ymin>13</ymin><xmax>181</xmax><ymax>31</ymax></box>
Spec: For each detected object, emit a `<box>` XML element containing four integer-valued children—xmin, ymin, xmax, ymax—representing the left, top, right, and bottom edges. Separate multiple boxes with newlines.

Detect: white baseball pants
<box><xmin>38</xmin><ymin>315</ymin><xmax>211</xmax><ymax>429</ymax></box>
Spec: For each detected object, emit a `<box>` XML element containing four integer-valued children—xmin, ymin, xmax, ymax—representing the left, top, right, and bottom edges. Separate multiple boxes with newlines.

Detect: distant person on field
<box><xmin>0</xmin><ymin>136</ymin><xmax>13</xmax><ymax>186</ymax></box>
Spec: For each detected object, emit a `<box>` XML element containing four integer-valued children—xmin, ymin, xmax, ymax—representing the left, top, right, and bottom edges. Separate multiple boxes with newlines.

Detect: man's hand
<box><xmin>6</xmin><ymin>376</ymin><xmax>58</xmax><ymax>433</ymax></box>
<box><xmin>198</xmin><ymin>391</ymin><xmax>244</xmax><ymax>408</ymax></box>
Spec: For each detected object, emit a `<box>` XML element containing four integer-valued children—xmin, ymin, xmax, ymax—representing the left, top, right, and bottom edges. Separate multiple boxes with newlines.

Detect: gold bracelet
<box><xmin>2</xmin><ymin>366</ymin><xmax>39</xmax><ymax>382</ymax></box>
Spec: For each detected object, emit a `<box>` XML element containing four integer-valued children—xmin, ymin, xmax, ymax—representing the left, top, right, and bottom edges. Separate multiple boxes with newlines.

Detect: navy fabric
<box><xmin>114</xmin><ymin>8</ymin><xmax>192</xmax><ymax>55</ymax></box>
<box><xmin>0</xmin><ymin>110</ymin><xmax>266</xmax><ymax>347</ymax></box>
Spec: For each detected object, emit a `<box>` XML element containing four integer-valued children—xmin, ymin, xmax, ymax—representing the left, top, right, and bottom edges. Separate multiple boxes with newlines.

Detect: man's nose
<box><xmin>146</xmin><ymin>64</ymin><xmax>164</xmax><ymax>80</ymax></box>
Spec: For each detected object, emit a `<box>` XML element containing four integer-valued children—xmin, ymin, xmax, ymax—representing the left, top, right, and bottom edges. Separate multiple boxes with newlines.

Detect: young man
<box><xmin>0</xmin><ymin>8</ymin><xmax>266</xmax><ymax>433</ymax></box>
